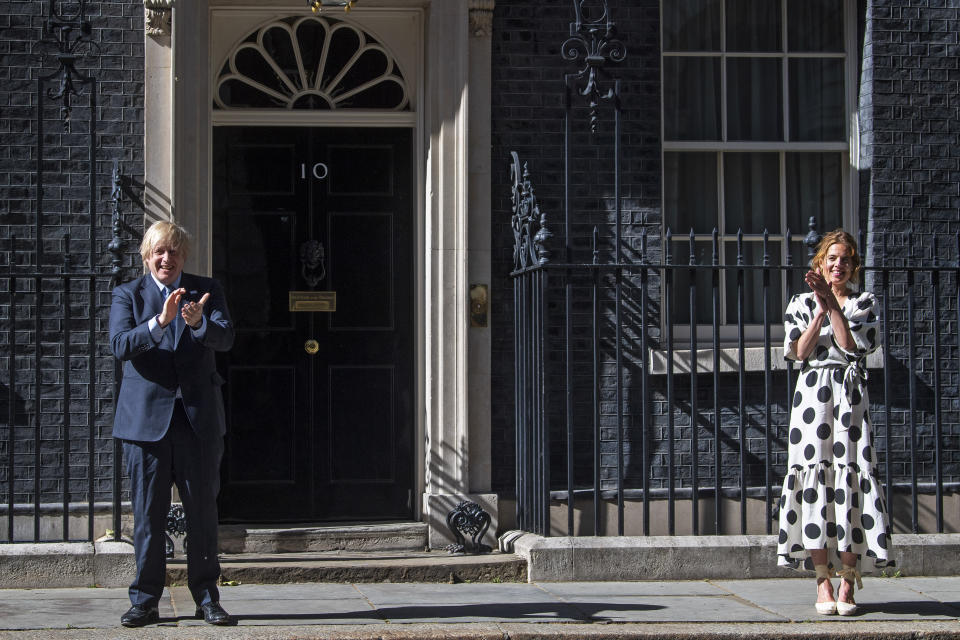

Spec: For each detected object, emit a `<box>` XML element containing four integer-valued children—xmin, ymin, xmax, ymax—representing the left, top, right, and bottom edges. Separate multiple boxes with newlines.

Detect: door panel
<box><xmin>329</xmin><ymin>366</ymin><xmax>395</xmax><ymax>482</ymax></box>
<box><xmin>328</xmin><ymin>212</ymin><xmax>393</xmax><ymax>329</ymax></box>
<box><xmin>213</xmin><ymin>126</ymin><xmax>414</xmax><ymax>522</ymax></box>
<box><xmin>226</xmin><ymin>366</ymin><xmax>297</xmax><ymax>484</ymax></box>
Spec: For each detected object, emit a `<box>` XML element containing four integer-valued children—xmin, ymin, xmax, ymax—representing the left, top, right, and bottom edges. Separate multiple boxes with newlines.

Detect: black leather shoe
<box><xmin>120</xmin><ymin>604</ymin><xmax>159</xmax><ymax>627</ymax></box>
<box><xmin>195</xmin><ymin>601</ymin><xmax>231</xmax><ymax>625</ymax></box>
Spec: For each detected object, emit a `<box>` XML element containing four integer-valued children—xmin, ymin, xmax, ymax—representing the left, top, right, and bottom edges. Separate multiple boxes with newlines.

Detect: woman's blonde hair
<box><xmin>140</xmin><ymin>220</ymin><xmax>191</xmax><ymax>266</ymax></box>
<box><xmin>810</xmin><ymin>228</ymin><xmax>861</xmax><ymax>284</ymax></box>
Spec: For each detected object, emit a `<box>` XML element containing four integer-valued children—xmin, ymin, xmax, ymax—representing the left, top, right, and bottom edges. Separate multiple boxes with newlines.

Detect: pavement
<box><xmin>1</xmin><ymin>577</ymin><xmax>959</xmax><ymax>639</ymax></box>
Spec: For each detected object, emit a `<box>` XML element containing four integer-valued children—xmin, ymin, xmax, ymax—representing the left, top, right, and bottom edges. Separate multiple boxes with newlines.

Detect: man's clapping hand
<box><xmin>182</xmin><ymin>293</ymin><xmax>211</xmax><ymax>329</ymax></box>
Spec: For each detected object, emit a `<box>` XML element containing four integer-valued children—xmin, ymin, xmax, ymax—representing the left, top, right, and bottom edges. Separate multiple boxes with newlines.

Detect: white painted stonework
<box><xmin>146</xmin><ymin>0</ymin><xmax>495</xmax><ymax>546</ymax></box>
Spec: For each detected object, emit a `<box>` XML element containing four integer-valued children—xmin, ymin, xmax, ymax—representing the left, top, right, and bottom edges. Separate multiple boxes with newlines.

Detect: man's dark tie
<box><xmin>161</xmin><ymin>287</ymin><xmax>180</xmax><ymax>351</ymax></box>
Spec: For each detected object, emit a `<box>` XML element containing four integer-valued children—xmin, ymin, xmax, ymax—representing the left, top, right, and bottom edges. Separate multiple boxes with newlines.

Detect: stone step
<box><xmin>167</xmin><ymin>550</ymin><xmax>526</xmax><ymax>584</ymax></box>
<box><xmin>216</xmin><ymin>521</ymin><xmax>429</xmax><ymax>554</ymax></box>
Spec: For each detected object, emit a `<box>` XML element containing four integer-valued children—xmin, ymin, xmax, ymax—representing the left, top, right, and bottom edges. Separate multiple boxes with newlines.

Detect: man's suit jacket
<box><xmin>110</xmin><ymin>272</ymin><xmax>234</xmax><ymax>442</ymax></box>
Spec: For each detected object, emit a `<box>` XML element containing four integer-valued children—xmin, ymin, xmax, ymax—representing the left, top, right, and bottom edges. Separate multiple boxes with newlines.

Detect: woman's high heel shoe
<box><xmin>836</xmin><ymin>565</ymin><xmax>862</xmax><ymax>616</ymax></box>
<box><xmin>814</xmin><ymin>565</ymin><xmax>837</xmax><ymax>615</ymax></box>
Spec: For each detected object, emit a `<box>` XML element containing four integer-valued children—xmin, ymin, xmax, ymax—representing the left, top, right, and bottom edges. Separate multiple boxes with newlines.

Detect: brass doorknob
<box><xmin>304</xmin><ymin>339</ymin><xmax>319</xmax><ymax>354</ymax></box>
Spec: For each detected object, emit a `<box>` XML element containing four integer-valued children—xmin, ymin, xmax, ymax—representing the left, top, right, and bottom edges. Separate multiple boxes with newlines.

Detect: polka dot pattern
<box><xmin>777</xmin><ymin>291</ymin><xmax>891</xmax><ymax>574</ymax></box>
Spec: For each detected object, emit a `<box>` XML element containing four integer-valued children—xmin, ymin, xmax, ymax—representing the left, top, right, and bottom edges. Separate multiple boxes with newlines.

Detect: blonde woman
<box><xmin>777</xmin><ymin>229</ymin><xmax>892</xmax><ymax>616</ymax></box>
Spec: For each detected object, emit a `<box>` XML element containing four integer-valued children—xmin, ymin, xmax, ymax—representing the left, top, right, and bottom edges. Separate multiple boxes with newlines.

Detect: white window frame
<box><xmin>660</xmin><ymin>0</ymin><xmax>860</xmax><ymax>348</ymax></box>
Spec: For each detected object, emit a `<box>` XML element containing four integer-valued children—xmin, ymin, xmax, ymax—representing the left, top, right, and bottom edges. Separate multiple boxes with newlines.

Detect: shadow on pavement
<box><xmin>858</xmin><ymin>601</ymin><xmax>960</xmax><ymax>617</ymax></box>
<box><xmin>221</xmin><ymin>601</ymin><xmax>664</xmax><ymax>623</ymax></box>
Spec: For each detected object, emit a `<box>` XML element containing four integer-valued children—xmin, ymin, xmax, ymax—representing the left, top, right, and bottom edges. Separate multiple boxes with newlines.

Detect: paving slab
<box><xmin>354</xmin><ymin>583</ymin><xmax>585</xmax><ymax>623</ymax></box>
<box><xmin>354</xmin><ymin>582</ymin><xmax>552</xmax><ymax>605</ymax></box>
<box><xmin>898</xmin><ymin>576</ymin><xmax>960</xmax><ymax>608</ymax></box>
<box><xmin>0</xmin><ymin>578</ymin><xmax>958</xmax><ymax>635</ymax></box>
<box><xmin>538</xmin><ymin>580</ymin><xmax>727</xmax><ymax>597</ymax></box>
<box><xmin>371</xmin><ymin>602</ymin><xmax>586</xmax><ymax>624</ymax></box>
<box><xmin>208</xmin><ymin>582</ymin><xmax>364</xmax><ymax>601</ymax></box>
<box><xmin>171</xmin><ymin>584</ymin><xmax>381</xmax><ymax>626</ymax></box>
<box><xmin>0</xmin><ymin>586</ymin><xmax>128</xmax><ymax>600</ymax></box>
<box><xmin>0</xmin><ymin>586</ymin><xmax>173</xmax><ymax>630</ymax></box>
<box><xmin>562</xmin><ymin>595</ymin><xmax>785</xmax><ymax>623</ymax></box>
<box><xmin>715</xmin><ymin>577</ymin><xmax>960</xmax><ymax>621</ymax></box>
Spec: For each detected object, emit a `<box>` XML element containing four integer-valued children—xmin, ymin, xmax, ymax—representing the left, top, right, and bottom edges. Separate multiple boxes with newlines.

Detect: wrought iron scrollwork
<box><xmin>561</xmin><ymin>0</ymin><xmax>626</xmax><ymax>132</ymax></box>
<box><xmin>805</xmin><ymin>216</ymin><xmax>821</xmax><ymax>259</ymax></box>
<box><xmin>444</xmin><ymin>501</ymin><xmax>491</xmax><ymax>555</ymax></box>
<box><xmin>34</xmin><ymin>0</ymin><xmax>98</xmax><ymax>132</ymax></box>
<box><xmin>510</xmin><ymin>151</ymin><xmax>551</xmax><ymax>271</ymax></box>
<box><xmin>300</xmin><ymin>239</ymin><xmax>326</xmax><ymax>288</ymax></box>
<box><xmin>107</xmin><ymin>160</ymin><xmax>124</xmax><ymax>286</ymax></box>
<box><xmin>165</xmin><ymin>503</ymin><xmax>187</xmax><ymax>558</ymax></box>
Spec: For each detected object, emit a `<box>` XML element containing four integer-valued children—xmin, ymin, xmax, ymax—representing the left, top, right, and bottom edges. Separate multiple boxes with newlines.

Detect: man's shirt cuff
<box><xmin>148</xmin><ymin>315</ymin><xmax>165</xmax><ymax>343</ymax></box>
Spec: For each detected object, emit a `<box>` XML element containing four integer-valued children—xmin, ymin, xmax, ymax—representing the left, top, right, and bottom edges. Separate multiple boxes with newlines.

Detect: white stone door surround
<box><xmin>145</xmin><ymin>0</ymin><xmax>495</xmax><ymax>547</ymax></box>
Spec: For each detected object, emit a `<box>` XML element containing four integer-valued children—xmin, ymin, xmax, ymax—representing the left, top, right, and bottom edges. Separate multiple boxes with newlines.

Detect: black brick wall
<box><xmin>0</xmin><ymin>0</ymin><xmax>145</xmax><ymax>506</ymax></box>
<box><xmin>491</xmin><ymin>0</ymin><xmax>663</xmax><ymax>492</ymax></box>
<box><xmin>860</xmin><ymin>0</ymin><xmax>960</xmax><ymax>488</ymax></box>
<box><xmin>492</xmin><ymin>0</ymin><xmax>960</xmax><ymax>501</ymax></box>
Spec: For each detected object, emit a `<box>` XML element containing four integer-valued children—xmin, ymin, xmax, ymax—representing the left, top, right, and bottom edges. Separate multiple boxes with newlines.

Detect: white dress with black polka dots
<box><xmin>776</xmin><ymin>291</ymin><xmax>892</xmax><ymax>572</ymax></box>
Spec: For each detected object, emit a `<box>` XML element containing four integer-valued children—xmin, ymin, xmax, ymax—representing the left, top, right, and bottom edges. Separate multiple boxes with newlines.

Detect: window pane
<box><xmin>727</xmin><ymin>58</ymin><xmax>782</xmax><ymax>141</ymax></box>
<box><xmin>724</xmin><ymin>152</ymin><xmax>779</xmax><ymax>235</ymax></box>
<box><xmin>664</xmin><ymin>57</ymin><xmax>722</xmax><ymax>140</ymax></box>
<box><xmin>788</xmin><ymin>241</ymin><xmax>810</xmax><ymax>294</ymax></box>
<box><xmin>663</xmin><ymin>0</ymin><xmax>722</xmax><ymax>51</ymax></box>
<box><xmin>726</xmin><ymin>0</ymin><xmax>781</xmax><ymax>52</ymax></box>
<box><xmin>786</xmin><ymin>152</ymin><xmax>843</xmax><ymax>237</ymax></box>
<box><xmin>788</xmin><ymin>0</ymin><xmax>844</xmax><ymax>52</ymax></box>
<box><xmin>670</xmin><ymin>241</ymin><xmax>715</xmax><ymax>325</ymax></box>
<box><xmin>789</xmin><ymin>58</ymin><xmax>845</xmax><ymax>141</ymax></box>
<box><xmin>665</xmin><ymin>152</ymin><xmax>718</xmax><ymax>235</ymax></box>
<box><xmin>724</xmin><ymin>242</ymin><xmax>783</xmax><ymax>324</ymax></box>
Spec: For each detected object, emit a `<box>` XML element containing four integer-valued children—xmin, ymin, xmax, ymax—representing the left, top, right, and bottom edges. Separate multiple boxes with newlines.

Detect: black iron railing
<box><xmin>510</xmin><ymin>189</ymin><xmax>960</xmax><ymax>536</ymax></box>
<box><xmin>1</xmin><ymin>0</ymin><xmax>129</xmax><ymax>544</ymax></box>
<box><xmin>4</xmin><ymin>242</ymin><xmax>113</xmax><ymax>543</ymax></box>
<box><xmin>510</xmin><ymin>0</ymin><xmax>959</xmax><ymax>539</ymax></box>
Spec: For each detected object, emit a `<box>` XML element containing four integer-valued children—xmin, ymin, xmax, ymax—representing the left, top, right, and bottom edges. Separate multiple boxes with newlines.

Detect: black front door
<box><xmin>212</xmin><ymin>126</ymin><xmax>414</xmax><ymax>522</ymax></box>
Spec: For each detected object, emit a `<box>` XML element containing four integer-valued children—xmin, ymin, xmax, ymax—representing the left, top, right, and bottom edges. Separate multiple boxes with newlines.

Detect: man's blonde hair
<box><xmin>140</xmin><ymin>220</ymin><xmax>191</xmax><ymax>267</ymax></box>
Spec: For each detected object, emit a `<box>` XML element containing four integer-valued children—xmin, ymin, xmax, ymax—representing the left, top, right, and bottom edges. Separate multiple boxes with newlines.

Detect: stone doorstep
<box><xmin>217</xmin><ymin>521</ymin><xmax>429</xmax><ymax>554</ymax></box>
<box><xmin>504</xmin><ymin>532</ymin><xmax>960</xmax><ymax>581</ymax></box>
<box><xmin>168</xmin><ymin>551</ymin><xmax>527</xmax><ymax>585</ymax></box>
<box><xmin>0</xmin><ymin>542</ymin><xmax>525</xmax><ymax>588</ymax></box>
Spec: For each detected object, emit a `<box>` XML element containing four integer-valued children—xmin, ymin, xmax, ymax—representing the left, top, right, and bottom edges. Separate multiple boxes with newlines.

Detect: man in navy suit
<box><xmin>110</xmin><ymin>220</ymin><xmax>234</xmax><ymax>627</ymax></box>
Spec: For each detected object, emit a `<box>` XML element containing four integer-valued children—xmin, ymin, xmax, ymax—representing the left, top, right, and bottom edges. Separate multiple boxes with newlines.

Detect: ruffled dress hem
<box><xmin>776</xmin><ymin>461</ymin><xmax>893</xmax><ymax>574</ymax></box>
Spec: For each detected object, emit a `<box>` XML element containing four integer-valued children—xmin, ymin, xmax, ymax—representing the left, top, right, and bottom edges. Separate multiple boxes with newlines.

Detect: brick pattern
<box><xmin>492</xmin><ymin>0</ymin><xmax>960</xmax><ymax>500</ymax></box>
<box><xmin>0</xmin><ymin>0</ymin><xmax>145</xmax><ymax>506</ymax></box>
<box><xmin>860</xmin><ymin>0</ymin><xmax>960</xmax><ymax>489</ymax></box>
<box><xmin>491</xmin><ymin>0</ymin><xmax>663</xmax><ymax>492</ymax></box>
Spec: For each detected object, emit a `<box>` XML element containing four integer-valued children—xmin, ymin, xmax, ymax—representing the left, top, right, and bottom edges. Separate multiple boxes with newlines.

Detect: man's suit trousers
<box><xmin>123</xmin><ymin>400</ymin><xmax>223</xmax><ymax>608</ymax></box>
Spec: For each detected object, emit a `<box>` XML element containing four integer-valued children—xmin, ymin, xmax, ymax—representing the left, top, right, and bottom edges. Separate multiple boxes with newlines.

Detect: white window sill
<box><xmin>648</xmin><ymin>346</ymin><xmax>884</xmax><ymax>375</ymax></box>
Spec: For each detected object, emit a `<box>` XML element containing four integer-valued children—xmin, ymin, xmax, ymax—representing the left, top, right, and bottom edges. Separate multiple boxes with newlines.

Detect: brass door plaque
<box><xmin>289</xmin><ymin>291</ymin><xmax>337</xmax><ymax>312</ymax></box>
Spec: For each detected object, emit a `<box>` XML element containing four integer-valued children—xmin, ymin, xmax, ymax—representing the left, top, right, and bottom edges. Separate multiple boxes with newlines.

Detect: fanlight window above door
<box><xmin>215</xmin><ymin>16</ymin><xmax>410</xmax><ymax>110</ymax></box>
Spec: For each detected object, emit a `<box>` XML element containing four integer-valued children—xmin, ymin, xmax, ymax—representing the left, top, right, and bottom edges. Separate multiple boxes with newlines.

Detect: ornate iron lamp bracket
<box><xmin>805</xmin><ymin>216</ymin><xmax>821</xmax><ymax>259</ymax></box>
<box><xmin>561</xmin><ymin>0</ymin><xmax>626</xmax><ymax>132</ymax></box>
<box><xmin>34</xmin><ymin>0</ymin><xmax>98</xmax><ymax>132</ymax></box>
<box><xmin>108</xmin><ymin>160</ymin><xmax>125</xmax><ymax>286</ymax></box>
<box><xmin>510</xmin><ymin>151</ymin><xmax>551</xmax><ymax>271</ymax></box>
<box><xmin>444</xmin><ymin>501</ymin><xmax>492</xmax><ymax>555</ymax></box>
